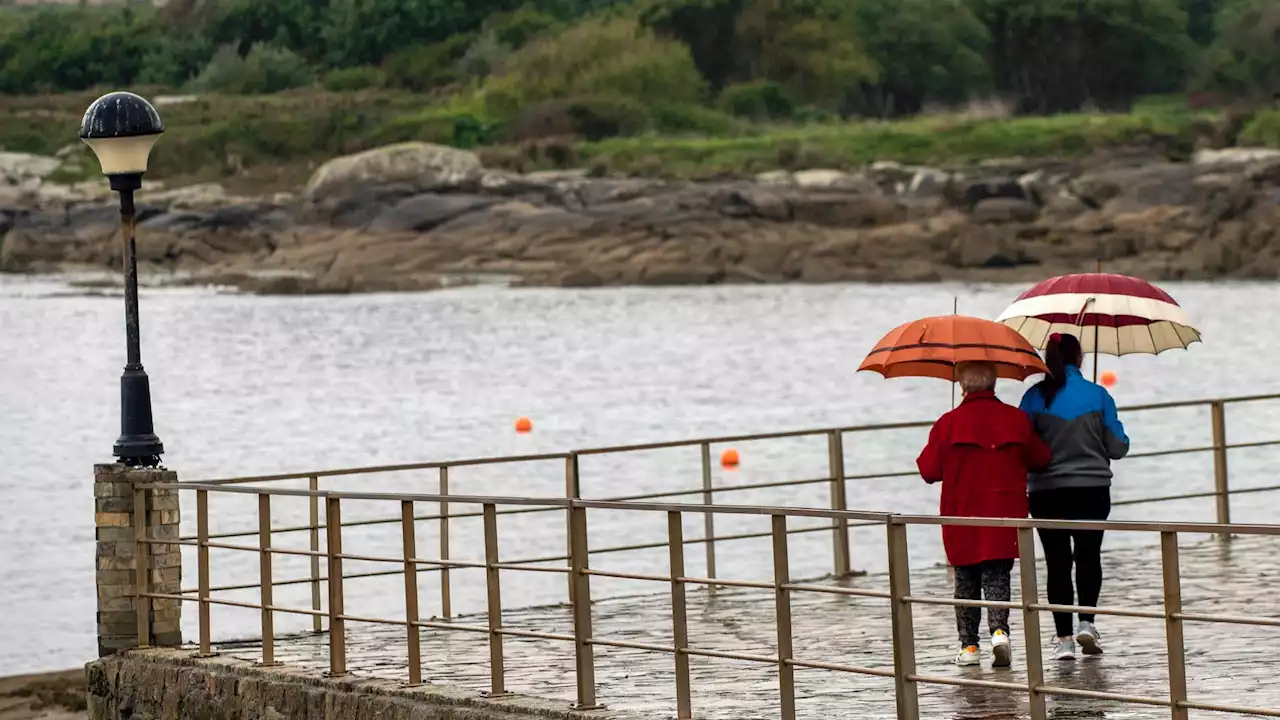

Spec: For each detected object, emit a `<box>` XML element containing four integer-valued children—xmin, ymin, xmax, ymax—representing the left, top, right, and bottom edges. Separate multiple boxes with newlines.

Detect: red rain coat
<box><xmin>916</xmin><ymin>390</ymin><xmax>1052</xmax><ymax>567</ymax></box>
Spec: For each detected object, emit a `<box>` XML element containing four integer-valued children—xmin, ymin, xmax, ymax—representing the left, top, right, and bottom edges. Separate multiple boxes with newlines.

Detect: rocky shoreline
<box><xmin>2</xmin><ymin>142</ymin><xmax>1279</xmax><ymax>294</ymax></box>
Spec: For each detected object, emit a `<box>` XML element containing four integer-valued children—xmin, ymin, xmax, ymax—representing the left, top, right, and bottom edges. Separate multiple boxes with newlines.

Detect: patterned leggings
<box><xmin>954</xmin><ymin>559</ymin><xmax>1014</xmax><ymax>647</ymax></box>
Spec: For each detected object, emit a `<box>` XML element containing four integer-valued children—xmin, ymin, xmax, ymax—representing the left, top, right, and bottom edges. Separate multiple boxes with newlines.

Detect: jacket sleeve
<box><xmin>1100</xmin><ymin>388</ymin><xmax>1130</xmax><ymax>459</ymax></box>
<box><xmin>1022</xmin><ymin>420</ymin><xmax>1053</xmax><ymax>470</ymax></box>
<box><xmin>917</xmin><ymin>420</ymin><xmax>947</xmax><ymax>484</ymax></box>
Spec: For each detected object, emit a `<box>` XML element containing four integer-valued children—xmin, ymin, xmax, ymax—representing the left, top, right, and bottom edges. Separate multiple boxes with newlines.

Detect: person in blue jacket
<box><xmin>1019</xmin><ymin>332</ymin><xmax>1129</xmax><ymax>661</ymax></box>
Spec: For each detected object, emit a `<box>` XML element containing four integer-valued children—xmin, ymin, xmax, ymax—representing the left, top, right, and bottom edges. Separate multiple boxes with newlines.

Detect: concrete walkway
<box><xmin>211</xmin><ymin>534</ymin><xmax>1280</xmax><ymax>719</ymax></box>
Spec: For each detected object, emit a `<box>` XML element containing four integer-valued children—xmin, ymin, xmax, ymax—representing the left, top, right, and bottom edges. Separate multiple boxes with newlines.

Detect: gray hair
<box><xmin>956</xmin><ymin>362</ymin><xmax>997</xmax><ymax>393</ymax></box>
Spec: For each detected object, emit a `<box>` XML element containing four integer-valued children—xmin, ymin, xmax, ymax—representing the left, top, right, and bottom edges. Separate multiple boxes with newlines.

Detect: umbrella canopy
<box><xmin>995</xmin><ymin>273</ymin><xmax>1201</xmax><ymax>355</ymax></box>
<box><xmin>858</xmin><ymin>315</ymin><xmax>1048</xmax><ymax>381</ymax></box>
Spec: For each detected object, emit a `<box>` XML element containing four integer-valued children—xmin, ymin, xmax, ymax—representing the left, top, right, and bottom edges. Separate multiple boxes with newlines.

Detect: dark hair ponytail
<box><xmin>1036</xmin><ymin>333</ymin><xmax>1083</xmax><ymax>408</ymax></box>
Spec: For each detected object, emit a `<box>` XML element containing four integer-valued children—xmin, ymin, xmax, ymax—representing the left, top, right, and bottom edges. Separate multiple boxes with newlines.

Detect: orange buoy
<box><xmin>1100</xmin><ymin>371</ymin><xmax>1117</xmax><ymax>388</ymax></box>
<box><xmin>720</xmin><ymin>448</ymin><xmax>740</xmax><ymax>469</ymax></box>
<box><xmin>515</xmin><ymin>416</ymin><xmax>533</xmax><ymax>433</ymax></box>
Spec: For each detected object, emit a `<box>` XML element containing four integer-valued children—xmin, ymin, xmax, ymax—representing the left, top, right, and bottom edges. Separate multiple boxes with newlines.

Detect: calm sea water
<box><xmin>2</xmin><ymin>276</ymin><xmax>1278</xmax><ymax>676</ymax></box>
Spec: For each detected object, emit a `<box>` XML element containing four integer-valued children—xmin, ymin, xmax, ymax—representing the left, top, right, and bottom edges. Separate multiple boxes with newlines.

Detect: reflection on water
<box><xmin>2</xmin><ymin>276</ymin><xmax>1279</xmax><ymax>676</ymax></box>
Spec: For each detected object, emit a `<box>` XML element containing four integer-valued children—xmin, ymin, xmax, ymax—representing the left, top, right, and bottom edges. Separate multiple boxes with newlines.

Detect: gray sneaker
<box><xmin>1052</xmin><ymin>636</ymin><xmax>1076</xmax><ymax>660</ymax></box>
<box><xmin>1076</xmin><ymin>621</ymin><xmax>1104</xmax><ymax>655</ymax></box>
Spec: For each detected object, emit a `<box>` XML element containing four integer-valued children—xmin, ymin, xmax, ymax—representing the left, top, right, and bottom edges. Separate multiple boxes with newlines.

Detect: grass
<box><xmin>2</xmin><ymin>88</ymin><xmax>1268</xmax><ymax>191</ymax></box>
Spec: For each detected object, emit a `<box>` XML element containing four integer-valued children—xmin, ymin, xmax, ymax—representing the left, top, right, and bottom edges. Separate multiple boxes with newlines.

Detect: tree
<box><xmin>848</xmin><ymin>0</ymin><xmax>991</xmax><ymax>116</ymax></box>
<box><xmin>320</xmin><ymin>0</ymin><xmax>518</xmax><ymax>68</ymax></box>
<box><xmin>734</xmin><ymin>0</ymin><xmax>878</xmax><ymax>110</ymax></box>
<box><xmin>1196</xmin><ymin>0</ymin><xmax>1280</xmax><ymax>101</ymax></box>
<box><xmin>966</xmin><ymin>0</ymin><xmax>1193</xmax><ymax>113</ymax></box>
<box><xmin>641</xmin><ymin>0</ymin><xmax>745</xmax><ymax>93</ymax></box>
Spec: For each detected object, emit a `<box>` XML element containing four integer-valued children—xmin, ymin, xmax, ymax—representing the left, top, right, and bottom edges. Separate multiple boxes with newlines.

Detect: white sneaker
<box><xmin>1076</xmin><ymin>621</ymin><xmax>1104</xmax><ymax>655</ymax></box>
<box><xmin>990</xmin><ymin>630</ymin><xmax>1012</xmax><ymax>667</ymax></box>
<box><xmin>1052</xmin><ymin>636</ymin><xmax>1076</xmax><ymax>660</ymax></box>
<box><xmin>955</xmin><ymin>645</ymin><xmax>981</xmax><ymax>666</ymax></box>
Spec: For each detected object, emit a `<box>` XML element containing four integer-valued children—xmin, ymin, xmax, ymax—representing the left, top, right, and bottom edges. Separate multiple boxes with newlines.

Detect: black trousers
<box><xmin>954</xmin><ymin>559</ymin><xmax>1014</xmax><ymax>646</ymax></box>
<box><xmin>1028</xmin><ymin>486</ymin><xmax>1112</xmax><ymax>638</ymax></box>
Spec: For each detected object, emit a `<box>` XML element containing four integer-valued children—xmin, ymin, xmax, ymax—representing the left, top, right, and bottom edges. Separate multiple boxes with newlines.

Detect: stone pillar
<box><xmin>95</xmin><ymin>464</ymin><xmax>183</xmax><ymax>657</ymax></box>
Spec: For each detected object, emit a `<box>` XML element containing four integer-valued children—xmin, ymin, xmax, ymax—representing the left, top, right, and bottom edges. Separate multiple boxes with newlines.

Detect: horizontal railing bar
<box><xmin>160</xmin><ymin>393</ymin><xmax>1280</xmax><ymax>491</ymax></box>
<box><xmin>179</xmin><ymin>568</ymin><xmax>405</xmax><ymax>595</ymax></box>
<box><xmin>144</xmin><ymin>591</ymin><xmax>331</xmax><ymax>618</ymax></box>
<box><xmin>1127</xmin><ymin>444</ymin><xmax>1215</xmax><ymax>459</ymax></box>
<box><xmin>584</xmin><ymin>568</ymin><xmax>671</xmax><ymax>583</ymax></box>
<box><xmin>905</xmin><ymin>596</ymin><xmax>1021</xmax><ymax>610</ymax></box>
<box><xmin>683</xmin><ymin>648</ymin><xmax>778</xmax><ymax>664</ymax></box>
<box><xmin>1029</xmin><ymin>602</ymin><xmax>1165</xmax><ymax>619</ymax></box>
<box><xmin>890</xmin><ymin>514</ymin><xmax>1280</xmax><ymax>536</ymax></box>
<box><xmin>141</xmin><ymin>538</ymin><xmax>199</xmax><ymax>547</ymax></box>
<box><xmin>609</xmin><ymin>475</ymin><xmax>831</xmax><ymax>502</ymax></box>
<box><xmin>1037</xmin><ymin>685</ymin><xmax>1172</xmax><ymax>707</ymax></box>
<box><xmin>408</xmin><ymin>556</ymin><xmax>485</xmax><ymax>570</ymax></box>
<box><xmin>909</xmin><ymin>674</ymin><xmax>1025</xmax><ymax>692</ymax></box>
<box><xmin>496</xmin><ymin>628</ymin><xmax>576</xmax><ymax>642</ymax></box>
<box><xmin>575</xmin><ymin>499</ymin><xmax>895</xmax><ymax>522</ymax></box>
<box><xmin>490</xmin><ymin>563</ymin><xmax>571</xmax><ymax>574</ymax></box>
<box><xmin>185</xmin><ymin>504</ymin><xmax>560</xmax><ymax>542</ymax></box>
<box><xmin>587</xmin><ymin>638</ymin><xmax>677</xmax><ymax>654</ymax></box>
<box><xmin>786</xmin><ymin>658</ymin><xmax>897</xmax><ymax>678</ymax></box>
<box><xmin>680</xmin><ymin>576</ymin><xmax>775</xmax><ymax>591</ymax></box>
<box><xmin>1114</xmin><ymin>490</ymin><xmax>1220</xmax><ymax>507</ymax></box>
<box><xmin>1175</xmin><ymin>612</ymin><xmax>1280</xmax><ymax>628</ymax></box>
<box><xmin>1180</xmin><ymin>699</ymin><xmax>1280</xmax><ymax>717</ymax></box>
<box><xmin>414</xmin><ymin>619</ymin><xmax>489</xmax><ymax>634</ymax></box>
<box><xmin>184</xmin><ymin>453</ymin><xmax>574</xmax><ymax>486</ymax></box>
<box><xmin>782</xmin><ymin>583</ymin><xmax>891</xmax><ymax>599</ymax></box>
<box><xmin>341</xmin><ymin>612</ymin><xmax>408</xmax><ymax>627</ymax></box>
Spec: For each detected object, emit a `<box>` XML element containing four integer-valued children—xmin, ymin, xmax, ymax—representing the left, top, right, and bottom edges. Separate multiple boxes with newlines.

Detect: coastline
<box><xmin>3</xmin><ymin>142</ymin><xmax>1280</xmax><ymax>295</ymax></box>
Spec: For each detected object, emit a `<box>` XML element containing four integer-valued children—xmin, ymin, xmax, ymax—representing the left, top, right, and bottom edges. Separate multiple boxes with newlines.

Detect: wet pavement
<box><xmin>209</xmin><ymin>534</ymin><xmax>1280</xmax><ymax>720</ymax></box>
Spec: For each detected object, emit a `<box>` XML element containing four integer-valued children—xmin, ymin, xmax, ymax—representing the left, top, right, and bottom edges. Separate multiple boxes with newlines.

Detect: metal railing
<box><xmin>134</xmin><ymin>483</ymin><xmax>1280</xmax><ymax>720</ymax></box>
<box><xmin>173</xmin><ymin>392</ymin><xmax>1280</xmax><ymax>617</ymax></box>
<box><xmin>120</xmin><ymin>392</ymin><xmax>1280</xmax><ymax>718</ymax></box>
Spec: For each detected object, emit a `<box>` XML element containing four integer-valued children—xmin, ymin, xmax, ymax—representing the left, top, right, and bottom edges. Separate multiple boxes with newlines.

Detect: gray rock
<box><xmin>366</xmin><ymin>194</ymin><xmax>497</xmax><ymax>234</ymax></box>
<box><xmin>972</xmin><ymin>198</ymin><xmax>1040</xmax><ymax>224</ymax></box>
<box><xmin>303</xmin><ymin>142</ymin><xmax>482</xmax><ymax>202</ymax></box>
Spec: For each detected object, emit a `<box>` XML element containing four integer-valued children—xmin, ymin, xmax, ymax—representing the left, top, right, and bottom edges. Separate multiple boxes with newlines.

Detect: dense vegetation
<box><xmin>0</xmin><ymin>0</ymin><xmax>1277</xmax><ymax>184</ymax></box>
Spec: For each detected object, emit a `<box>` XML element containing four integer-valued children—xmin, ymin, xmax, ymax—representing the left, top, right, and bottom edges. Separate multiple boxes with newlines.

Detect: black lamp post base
<box><xmin>116</xmin><ymin>365</ymin><xmax>164</xmax><ymax>467</ymax></box>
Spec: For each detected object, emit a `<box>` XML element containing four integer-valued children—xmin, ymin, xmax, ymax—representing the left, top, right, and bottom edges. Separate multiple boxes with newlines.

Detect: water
<box><xmin>1</xmin><ymin>276</ymin><xmax>1278</xmax><ymax>676</ymax></box>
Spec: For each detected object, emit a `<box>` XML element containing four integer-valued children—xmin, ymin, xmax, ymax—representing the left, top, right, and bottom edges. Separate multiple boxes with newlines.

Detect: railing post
<box><xmin>1211</xmin><ymin>401</ymin><xmax>1231</xmax><ymax>526</ymax></box>
<box><xmin>772</xmin><ymin>515</ymin><xmax>797</xmax><ymax>720</ymax></box>
<box><xmin>196</xmin><ymin>489</ymin><xmax>213</xmax><ymax>657</ymax></box>
<box><xmin>1161</xmin><ymin>532</ymin><xmax>1189</xmax><ymax>720</ymax></box>
<box><xmin>566</xmin><ymin>454</ymin><xmax>580</xmax><ymax>606</ymax></box>
<box><xmin>402</xmin><ymin>500</ymin><xmax>422</xmax><ymax>686</ymax></box>
<box><xmin>482</xmin><ymin>503</ymin><xmax>507</xmax><ymax>697</ymax></box>
<box><xmin>325</xmin><ymin>497</ymin><xmax>347</xmax><ymax>677</ymax></box>
<box><xmin>439</xmin><ymin>466</ymin><xmax>452</xmax><ymax>620</ymax></box>
<box><xmin>569</xmin><ymin>502</ymin><xmax>602</xmax><ymax>710</ymax></box>
<box><xmin>668</xmin><ymin>511</ymin><xmax>692</xmax><ymax>720</ymax></box>
<box><xmin>827</xmin><ymin>430</ymin><xmax>851</xmax><ymax>578</ymax></box>
<box><xmin>886</xmin><ymin>519</ymin><xmax>919</xmax><ymax>720</ymax></box>
<box><xmin>257</xmin><ymin>493</ymin><xmax>279</xmax><ymax>666</ymax></box>
<box><xmin>1018</xmin><ymin>527</ymin><xmax>1047</xmax><ymax>720</ymax></box>
<box><xmin>308</xmin><ymin>476</ymin><xmax>322</xmax><ymax>633</ymax></box>
<box><xmin>133</xmin><ymin>485</ymin><xmax>151</xmax><ymax>649</ymax></box>
<box><xmin>700</xmin><ymin>442</ymin><xmax>717</xmax><ymax>595</ymax></box>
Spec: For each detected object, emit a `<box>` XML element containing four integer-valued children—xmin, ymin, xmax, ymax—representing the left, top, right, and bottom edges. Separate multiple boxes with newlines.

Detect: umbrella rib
<box><xmin>866</xmin><ymin>341</ymin><xmax>1042</xmax><ymax>359</ymax></box>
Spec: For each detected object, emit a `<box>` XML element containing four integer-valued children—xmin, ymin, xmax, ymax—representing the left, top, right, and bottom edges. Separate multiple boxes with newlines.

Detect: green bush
<box><xmin>382</xmin><ymin>35</ymin><xmax>474</xmax><ymax>92</ymax></box>
<box><xmin>190</xmin><ymin>43</ymin><xmax>315</xmax><ymax>94</ymax></box>
<box><xmin>457</xmin><ymin>32</ymin><xmax>511</xmax><ymax>81</ymax></box>
<box><xmin>1240</xmin><ymin>110</ymin><xmax>1280</xmax><ymax>148</ymax></box>
<box><xmin>322</xmin><ymin>66</ymin><xmax>384</xmax><ymax>91</ymax></box>
<box><xmin>370</xmin><ymin>107</ymin><xmax>500</xmax><ymax>148</ymax></box>
<box><xmin>507</xmin><ymin>95</ymin><xmax>651</xmax><ymax>142</ymax></box>
<box><xmin>484</xmin><ymin>17</ymin><xmax>706</xmax><ymax>113</ymax></box>
<box><xmin>651</xmin><ymin>103</ymin><xmax>740</xmax><ymax>135</ymax></box>
<box><xmin>717</xmin><ymin>81</ymin><xmax>795</xmax><ymax>121</ymax></box>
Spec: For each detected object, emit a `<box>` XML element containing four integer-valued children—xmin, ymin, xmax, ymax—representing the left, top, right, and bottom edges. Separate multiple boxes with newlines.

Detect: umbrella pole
<box><xmin>951</xmin><ymin>296</ymin><xmax>958</xmax><ymax>409</ymax></box>
<box><xmin>1093</xmin><ymin>257</ymin><xmax>1101</xmax><ymax>383</ymax></box>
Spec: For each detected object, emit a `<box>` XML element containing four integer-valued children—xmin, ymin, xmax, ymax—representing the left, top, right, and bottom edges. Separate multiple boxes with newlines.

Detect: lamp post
<box><xmin>80</xmin><ymin>91</ymin><xmax>165</xmax><ymax>467</ymax></box>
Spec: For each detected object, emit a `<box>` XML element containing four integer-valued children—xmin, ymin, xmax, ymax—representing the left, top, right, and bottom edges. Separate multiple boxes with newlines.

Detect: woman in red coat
<box><xmin>917</xmin><ymin>361</ymin><xmax>1052</xmax><ymax>668</ymax></box>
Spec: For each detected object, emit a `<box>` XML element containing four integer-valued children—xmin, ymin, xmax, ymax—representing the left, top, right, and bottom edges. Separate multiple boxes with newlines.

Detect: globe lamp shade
<box><xmin>79</xmin><ymin>92</ymin><xmax>164</xmax><ymax>176</ymax></box>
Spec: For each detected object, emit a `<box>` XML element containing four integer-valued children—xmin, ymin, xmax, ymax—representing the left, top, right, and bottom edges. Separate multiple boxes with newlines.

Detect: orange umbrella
<box><xmin>858</xmin><ymin>315</ymin><xmax>1048</xmax><ymax>381</ymax></box>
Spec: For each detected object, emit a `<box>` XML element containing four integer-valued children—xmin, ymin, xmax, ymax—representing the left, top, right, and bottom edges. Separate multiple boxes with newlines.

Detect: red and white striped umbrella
<box><xmin>995</xmin><ymin>273</ymin><xmax>1201</xmax><ymax>356</ymax></box>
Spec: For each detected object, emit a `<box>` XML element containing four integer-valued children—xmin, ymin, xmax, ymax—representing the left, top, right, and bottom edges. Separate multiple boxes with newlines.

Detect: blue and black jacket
<box><xmin>1018</xmin><ymin>365</ymin><xmax>1129</xmax><ymax>493</ymax></box>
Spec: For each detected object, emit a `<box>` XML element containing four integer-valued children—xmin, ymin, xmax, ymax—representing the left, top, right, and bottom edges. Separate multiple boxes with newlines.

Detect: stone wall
<box><xmin>85</xmin><ymin>651</ymin><xmax>635</xmax><ymax>720</ymax></box>
<box><xmin>95</xmin><ymin>464</ymin><xmax>183</xmax><ymax>657</ymax></box>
